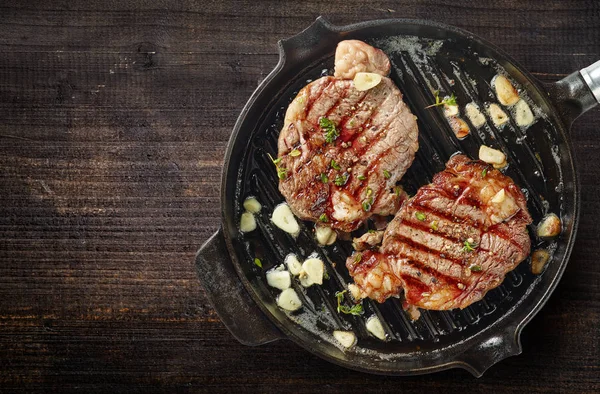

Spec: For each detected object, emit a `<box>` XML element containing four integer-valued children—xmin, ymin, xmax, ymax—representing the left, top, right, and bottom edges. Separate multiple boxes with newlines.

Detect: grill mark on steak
<box><xmin>346</xmin><ymin>154</ymin><xmax>532</xmax><ymax>310</ymax></box>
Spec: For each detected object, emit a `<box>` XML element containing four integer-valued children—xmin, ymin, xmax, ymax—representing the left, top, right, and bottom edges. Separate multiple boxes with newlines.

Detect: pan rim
<box><xmin>218</xmin><ymin>16</ymin><xmax>581</xmax><ymax>376</ymax></box>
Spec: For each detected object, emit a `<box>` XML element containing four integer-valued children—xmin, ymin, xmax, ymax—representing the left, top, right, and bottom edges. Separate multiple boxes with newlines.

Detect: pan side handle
<box><xmin>457</xmin><ymin>325</ymin><xmax>523</xmax><ymax>378</ymax></box>
<box><xmin>194</xmin><ymin>229</ymin><xmax>284</xmax><ymax>346</ymax></box>
<box><xmin>548</xmin><ymin>60</ymin><xmax>600</xmax><ymax>127</ymax></box>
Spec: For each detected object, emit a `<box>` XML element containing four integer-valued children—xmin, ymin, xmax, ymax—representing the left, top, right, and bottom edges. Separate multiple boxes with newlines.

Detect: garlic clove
<box><xmin>444</xmin><ymin>103</ymin><xmax>459</xmax><ymax>117</ymax></box>
<box><xmin>243</xmin><ymin>197</ymin><xmax>261</xmax><ymax>214</ymax></box>
<box><xmin>490</xmin><ymin>188</ymin><xmax>506</xmax><ymax>204</ymax></box>
<box><xmin>465</xmin><ymin>102</ymin><xmax>486</xmax><ymax>128</ymax></box>
<box><xmin>537</xmin><ymin>213</ymin><xmax>561</xmax><ymax>239</ymax></box>
<box><xmin>266</xmin><ymin>267</ymin><xmax>291</xmax><ymax>290</ymax></box>
<box><xmin>239</xmin><ymin>211</ymin><xmax>257</xmax><ymax>233</ymax></box>
<box><xmin>514</xmin><ymin>99</ymin><xmax>534</xmax><ymax>127</ymax></box>
<box><xmin>493</xmin><ymin>74</ymin><xmax>520</xmax><ymax>106</ymax></box>
<box><xmin>366</xmin><ymin>316</ymin><xmax>386</xmax><ymax>340</ymax></box>
<box><xmin>333</xmin><ymin>330</ymin><xmax>357</xmax><ymax>348</ymax></box>
<box><xmin>284</xmin><ymin>253</ymin><xmax>303</xmax><ymax>276</ymax></box>
<box><xmin>299</xmin><ymin>257</ymin><xmax>324</xmax><ymax>287</ymax></box>
<box><xmin>315</xmin><ymin>225</ymin><xmax>337</xmax><ymax>246</ymax></box>
<box><xmin>479</xmin><ymin>145</ymin><xmax>507</xmax><ymax>166</ymax></box>
<box><xmin>277</xmin><ymin>288</ymin><xmax>302</xmax><ymax>311</ymax></box>
<box><xmin>531</xmin><ymin>249</ymin><xmax>550</xmax><ymax>274</ymax></box>
<box><xmin>353</xmin><ymin>72</ymin><xmax>383</xmax><ymax>91</ymax></box>
<box><xmin>488</xmin><ymin>103</ymin><xmax>509</xmax><ymax>126</ymax></box>
<box><xmin>271</xmin><ymin>203</ymin><xmax>300</xmax><ymax>236</ymax></box>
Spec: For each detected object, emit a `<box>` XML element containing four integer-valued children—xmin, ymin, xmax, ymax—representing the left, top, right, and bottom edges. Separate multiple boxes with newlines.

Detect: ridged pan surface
<box><xmin>221</xmin><ymin>19</ymin><xmax>578</xmax><ymax>376</ymax></box>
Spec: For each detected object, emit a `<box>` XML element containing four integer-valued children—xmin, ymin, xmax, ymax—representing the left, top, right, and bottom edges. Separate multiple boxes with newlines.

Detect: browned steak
<box><xmin>346</xmin><ymin>155</ymin><xmax>532</xmax><ymax>310</ymax></box>
<box><xmin>277</xmin><ymin>41</ymin><xmax>419</xmax><ymax>232</ymax></box>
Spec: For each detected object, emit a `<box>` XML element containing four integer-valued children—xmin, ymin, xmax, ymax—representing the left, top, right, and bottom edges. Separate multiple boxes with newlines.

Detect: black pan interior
<box><xmin>220</xmin><ymin>20</ymin><xmax>578</xmax><ymax>375</ymax></box>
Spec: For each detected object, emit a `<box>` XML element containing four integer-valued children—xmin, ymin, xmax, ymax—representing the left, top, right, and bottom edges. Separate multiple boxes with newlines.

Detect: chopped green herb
<box><xmin>253</xmin><ymin>258</ymin><xmax>262</xmax><ymax>268</ymax></box>
<box><xmin>349</xmin><ymin>119</ymin><xmax>356</xmax><ymax>127</ymax></box>
<box><xmin>415</xmin><ymin>211</ymin><xmax>426</xmax><ymax>221</ymax></box>
<box><xmin>383</xmin><ymin>169</ymin><xmax>391</xmax><ymax>179</ymax></box>
<box><xmin>366</xmin><ymin>187</ymin><xmax>373</xmax><ymax>197</ymax></box>
<box><xmin>320</xmin><ymin>117</ymin><xmax>339</xmax><ymax>143</ymax></box>
<box><xmin>289</xmin><ymin>149</ymin><xmax>301</xmax><ymax>157</ymax></box>
<box><xmin>323</xmin><ymin>271</ymin><xmax>330</xmax><ymax>280</ymax></box>
<box><xmin>482</xmin><ymin>168</ymin><xmax>488</xmax><ymax>178</ymax></box>
<box><xmin>277</xmin><ymin>167</ymin><xmax>288</xmax><ymax>180</ymax></box>
<box><xmin>362</xmin><ymin>199</ymin><xmax>373</xmax><ymax>212</ymax></box>
<box><xmin>431</xmin><ymin>220</ymin><xmax>438</xmax><ymax>231</ymax></box>
<box><xmin>470</xmin><ymin>264</ymin><xmax>482</xmax><ymax>272</ymax></box>
<box><xmin>320</xmin><ymin>173</ymin><xmax>329</xmax><ymax>183</ymax></box>
<box><xmin>425</xmin><ymin>91</ymin><xmax>458</xmax><ymax>109</ymax></box>
<box><xmin>267</xmin><ymin>153</ymin><xmax>281</xmax><ymax>165</ymax></box>
<box><xmin>358</xmin><ymin>175</ymin><xmax>366</xmax><ymax>181</ymax></box>
<box><xmin>334</xmin><ymin>173</ymin><xmax>349</xmax><ymax>186</ymax></box>
<box><xmin>319</xmin><ymin>213</ymin><xmax>328</xmax><ymax>223</ymax></box>
<box><xmin>463</xmin><ymin>239</ymin><xmax>475</xmax><ymax>253</ymax></box>
<box><xmin>394</xmin><ymin>186</ymin><xmax>402</xmax><ymax>197</ymax></box>
<box><xmin>335</xmin><ymin>290</ymin><xmax>363</xmax><ymax>316</ymax></box>
<box><xmin>368</xmin><ymin>229</ymin><xmax>376</xmax><ymax>234</ymax></box>
<box><xmin>330</xmin><ymin>159</ymin><xmax>341</xmax><ymax>171</ymax></box>
<box><xmin>354</xmin><ymin>253</ymin><xmax>363</xmax><ymax>264</ymax></box>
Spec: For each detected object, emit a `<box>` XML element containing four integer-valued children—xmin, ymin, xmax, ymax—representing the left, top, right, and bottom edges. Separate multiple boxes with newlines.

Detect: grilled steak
<box><xmin>277</xmin><ymin>40</ymin><xmax>419</xmax><ymax>232</ymax></box>
<box><xmin>346</xmin><ymin>155</ymin><xmax>532</xmax><ymax>310</ymax></box>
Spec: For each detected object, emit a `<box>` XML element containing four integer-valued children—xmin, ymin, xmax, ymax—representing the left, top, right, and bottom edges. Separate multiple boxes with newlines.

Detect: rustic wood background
<box><xmin>0</xmin><ymin>1</ymin><xmax>598</xmax><ymax>392</ymax></box>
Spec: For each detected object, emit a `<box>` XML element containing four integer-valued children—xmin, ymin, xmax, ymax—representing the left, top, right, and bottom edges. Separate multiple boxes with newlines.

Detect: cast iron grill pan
<box><xmin>197</xmin><ymin>18</ymin><xmax>598</xmax><ymax>376</ymax></box>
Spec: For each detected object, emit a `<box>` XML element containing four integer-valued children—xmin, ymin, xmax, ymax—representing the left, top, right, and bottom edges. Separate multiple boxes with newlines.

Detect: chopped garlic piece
<box><xmin>315</xmin><ymin>225</ymin><xmax>336</xmax><ymax>246</ymax></box>
<box><xmin>271</xmin><ymin>203</ymin><xmax>300</xmax><ymax>236</ymax></box>
<box><xmin>514</xmin><ymin>99</ymin><xmax>534</xmax><ymax>127</ymax></box>
<box><xmin>277</xmin><ymin>288</ymin><xmax>302</xmax><ymax>311</ymax></box>
<box><xmin>493</xmin><ymin>75</ymin><xmax>520</xmax><ymax>106</ymax></box>
<box><xmin>299</xmin><ymin>258</ymin><xmax>324</xmax><ymax>287</ymax></box>
<box><xmin>537</xmin><ymin>213</ymin><xmax>561</xmax><ymax>239</ymax></box>
<box><xmin>266</xmin><ymin>267</ymin><xmax>291</xmax><ymax>290</ymax></box>
<box><xmin>353</xmin><ymin>72</ymin><xmax>382</xmax><ymax>91</ymax></box>
<box><xmin>333</xmin><ymin>330</ymin><xmax>357</xmax><ymax>348</ymax></box>
<box><xmin>243</xmin><ymin>197</ymin><xmax>261</xmax><ymax>213</ymax></box>
<box><xmin>479</xmin><ymin>145</ymin><xmax>506</xmax><ymax>166</ymax></box>
<box><xmin>239</xmin><ymin>212</ymin><xmax>256</xmax><ymax>233</ymax></box>
<box><xmin>444</xmin><ymin>103</ymin><xmax>459</xmax><ymax>117</ymax></box>
<box><xmin>284</xmin><ymin>254</ymin><xmax>302</xmax><ymax>276</ymax></box>
<box><xmin>366</xmin><ymin>316</ymin><xmax>386</xmax><ymax>340</ymax></box>
<box><xmin>490</xmin><ymin>188</ymin><xmax>506</xmax><ymax>204</ymax></box>
<box><xmin>488</xmin><ymin>103</ymin><xmax>509</xmax><ymax>126</ymax></box>
<box><xmin>531</xmin><ymin>249</ymin><xmax>550</xmax><ymax>274</ymax></box>
<box><xmin>465</xmin><ymin>102</ymin><xmax>486</xmax><ymax>128</ymax></box>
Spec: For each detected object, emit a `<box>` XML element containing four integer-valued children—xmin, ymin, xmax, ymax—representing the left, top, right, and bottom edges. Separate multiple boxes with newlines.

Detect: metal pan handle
<box><xmin>195</xmin><ymin>230</ymin><xmax>284</xmax><ymax>346</ymax></box>
<box><xmin>548</xmin><ymin>60</ymin><xmax>600</xmax><ymax>126</ymax></box>
<box><xmin>458</xmin><ymin>325</ymin><xmax>522</xmax><ymax>377</ymax></box>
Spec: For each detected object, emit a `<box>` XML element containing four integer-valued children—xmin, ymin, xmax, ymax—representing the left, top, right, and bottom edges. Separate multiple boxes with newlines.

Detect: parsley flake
<box><xmin>415</xmin><ymin>211</ymin><xmax>426</xmax><ymax>221</ymax></box>
<box><xmin>320</xmin><ymin>117</ymin><xmax>339</xmax><ymax>143</ymax></box>
<box><xmin>469</xmin><ymin>264</ymin><xmax>482</xmax><ymax>272</ymax></box>
<box><xmin>253</xmin><ymin>258</ymin><xmax>262</xmax><ymax>268</ymax></box>
<box><xmin>277</xmin><ymin>167</ymin><xmax>288</xmax><ymax>180</ymax></box>
<box><xmin>319</xmin><ymin>213</ymin><xmax>328</xmax><ymax>223</ymax></box>
<box><xmin>334</xmin><ymin>173</ymin><xmax>349</xmax><ymax>186</ymax></box>
<box><xmin>482</xmin><ymin>168</ymin><xmax>488</xmax><ymax>178</ymax></box>
<box><xmin>463</xmin><ymin>239</ymin><xmax>475</xmax><ymax>252</ymax></box>
<box><xmin>431</xmin><ymin>220</ymin><xmax>438</xmax><ymax>231</ymax></box>
<box><xmin>320</xmin><ymin>173</ymin><xmax>329</xmax><ymax>183</ymax></box>
<box><xmin>426</xmin><ymin>91</ymin><xmax>458</xmax><ymax>109</ymax></box>
<box><xmin>383</xmin><ymin>169</ymin><xmax>391</xmax><ymax>179</ymax></box>
<box><xmin>289</xmin><ymin>149</ymin><xmax>301</xmax><ymax>157</ymax></box>
<box><xmin>358</xmin><ymin>175</ymin><xmax>366</xmax><ymax>181</ymax></box>
<box><xmin>330</xmin><ymin>159</ymin><xmax>341</xmax><ymax>170</ymax></box>
<box><xmin>335</xmin><ymin>290</ymin><xmax>363</xmax><ymax>316</ymax></box>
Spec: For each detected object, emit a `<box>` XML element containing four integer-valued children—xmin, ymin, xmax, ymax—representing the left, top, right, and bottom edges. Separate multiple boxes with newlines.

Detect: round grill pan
<box><xmin>196</xmin><ymin>17</ymin><xmax>600</xmax><ymax>376</ymax></box>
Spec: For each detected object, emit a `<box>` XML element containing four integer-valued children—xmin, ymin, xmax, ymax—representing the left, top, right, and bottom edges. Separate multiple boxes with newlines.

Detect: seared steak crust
<box><xmin>277</xmin><ymin>76</ymin><xmax>419</xmax><ymax>232</ymax></box>
<box><xmin>347</xmin><ymin>155</ymin><xmax>532</xmax><ymax>310</ymax></box>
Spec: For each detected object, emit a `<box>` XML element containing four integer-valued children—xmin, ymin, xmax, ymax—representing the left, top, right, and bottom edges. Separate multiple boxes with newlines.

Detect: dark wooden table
<box><xmin>1</xmin><ymin>1</ymin><xmax>598</xmax><ymax>392</ymax></box>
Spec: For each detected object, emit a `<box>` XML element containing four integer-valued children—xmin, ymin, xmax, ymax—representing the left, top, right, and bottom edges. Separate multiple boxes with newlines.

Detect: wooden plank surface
<box><xmin>0</xmin><ymin>0</ymin><xmax>598</xmax><ymax>392</ymax></box>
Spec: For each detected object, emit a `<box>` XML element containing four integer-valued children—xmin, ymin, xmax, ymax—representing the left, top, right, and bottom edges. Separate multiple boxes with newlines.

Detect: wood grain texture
<box><xmin>0</xmin><ymin>0</ymin><xmax>598</xmax><ymax>392</ymax></box>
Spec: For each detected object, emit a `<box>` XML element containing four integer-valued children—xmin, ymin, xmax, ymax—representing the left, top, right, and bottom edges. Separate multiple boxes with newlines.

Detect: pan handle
<box><xmin>548</xmin><ymin>60</ymin><xmax>600</xmax><ymax>127</ymax></box>
<box><xmin>195</xmin><ymin>229</ymin><xmax>284</xmax><ymax>346</ymax></box>
<box><xmin>458</xmin><ymin>325</ymin><xmax>522</xmax><ymax>377</ymax></box>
